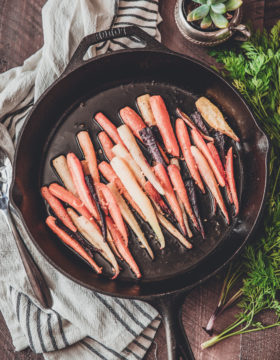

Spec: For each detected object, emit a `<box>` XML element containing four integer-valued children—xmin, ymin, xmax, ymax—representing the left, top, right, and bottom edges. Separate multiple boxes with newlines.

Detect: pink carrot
<box><xmin>41</xmin><ymin>186</ymin><xmax>77</xmax><ymax>232</ymax></box>
<box><xmin>191</xmin><ymin>128</ymin><xmax>225</xmax><ymax>187</ymax></box>
<box><xmin>176</xmin><ymin>118</ymin><xmax>205</xmax><ymax>193</ymax></box>
<box><xmin>226</xmin><ymin>147</ymin><xmax>239</xmax><ymax>215</ymax></box>
<box><xmin>67</xmin><ymin>153</ymin><xmax>100</xmax><ymax>220</ymax></box>
<box><xmin>167</xmin><ymin>165</ymin><xmax>199</xmax><ymax>230</ymax></box>
<box><xmin>49</xmin><ymin>183</ymin><xmax>101</xmax><ymax>233</ymax></box>
<box><xmin>191</xmin><ymin>146</ymin><xmax>229</xmax><ymax>224</ymax></box>
<box><xmin>106</xmin><ymin>216</ymin><xmax>141</xmax><ymax>278</ymax></box>
<box><xmin>77</xmin><ymin>131</ymin><xmax>99</xmax><ymax>184</ymax></box>
<box><xmin>96</xmin><ymin>183</ymin><xmax>128</xmax><ymax>246</ymax></box>
<box><xmin>46</xmin><ymin>216</ymin><xmax>102</xmax><ymax>274</ymax></box>
<box><xmin>98</xmin><ymin>131</ymin><xmax>114</xmax><ymax>161</ymax></box>
<box><xmin>154</xmin><ymin>163</ymin><xmax>186</xmax><ymax>235</ymax></box>
<box><xmin>94</xmin><ymin>112</ymin><xmax>125</xmax><ymax>146</ymax></box>
<box><xmin>150</xmin><ymin>96</ymin><xmax>180</xmax><ymax>157</ymax></box>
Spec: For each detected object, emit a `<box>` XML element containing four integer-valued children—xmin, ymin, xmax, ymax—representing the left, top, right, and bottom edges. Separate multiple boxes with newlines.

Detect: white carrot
<box><xmin>52</xmin><ymin>155</ymin><xmax>78</xmax><ymax>196</ymax></box>
<box><xmin>111</xmin><ymin>157</ymin><xmax>165</xmax><ymax>249</ymax></box>
<box><xmin>137</xmin><ymin>94</ymin><xmax>156</xmax><ymax>127</ymax></box>
<box><xmin>107</xmin><ymin>182</ymin><xmax>154</xmax><ymax>259</ymax></box>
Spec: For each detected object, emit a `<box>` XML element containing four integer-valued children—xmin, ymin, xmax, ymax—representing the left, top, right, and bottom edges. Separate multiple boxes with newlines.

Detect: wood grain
<box><xmin>0</xmin><ymin>0</ymin><xmax>279</xmax><ymax>359</ymax></box>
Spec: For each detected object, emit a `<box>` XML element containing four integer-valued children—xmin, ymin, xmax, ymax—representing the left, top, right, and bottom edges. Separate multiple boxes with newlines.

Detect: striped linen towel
<box><xmin>0</xmin><ymin>0</ymin><xmax>163</xmax><ymax>359</ymax></box>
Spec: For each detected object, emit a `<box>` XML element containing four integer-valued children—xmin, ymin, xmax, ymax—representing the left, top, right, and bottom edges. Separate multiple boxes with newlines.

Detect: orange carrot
<box><xmin>191</xmin><ymin>146</ymin><xmax>229</xmax><ymax>224</ymax></box>
<box><xmin>46</xmin><ymin>216</ymin><xmax>102</xmax><ymax>274</ymax></box>
<box><xmin>150</xmin><ymin>96</ymin><xmax>180</xmax><ymax>157</ymax></box>
<box><xmin>77</xmin><ymin>131</ymin><xmax>99</xmax><ymax>184</ymax></box>
<box><xmin>153</xmin><ymin>163</ymin><xmax>186</xmax><ymax>235</ymax></box>
<box><xmin>207</xmin><ymin>142</ymin><xmax>233</xmax><ymax>203</ymax></box>
<box><xmin>98</xmin><ymin>161</ymin><xmax>144</xmax><ymax>217</ymax></box>
<box><xmin>167</xmin><ymin>165</ymin><xmax>199</xmax><ymax>230</ymax></box>
<box><xmin>226</xmin><ymin>147</ymin><xmax>239</xmax><ymax>215</ymax></box>
<box><xmin>120</xmin><ymin>106</ymin><xmax>145</xmax><ymax>140</ymax></box>
<box><xmin>41</xmin><ymin>186</ymin><xmax>77</xmax><ymax>232</ymax></box>
<box><xmin>98</xmin><ymin>131</ymin><xmax>114</xmax><ymax>161</ymax></box>
<box><xmin>94</xmin><ymin>112</ymin><xmax>125</xmax><ymax>146</ymax></box>
<box><xmin>191</xmin><ymin>128</ymin><xmax>225</xmax><ymax>187</ymax></box>
<box><xmin>176</xmin><ymin>118</ymin><xmax>205</xmax><ymax>193</ymax></box>
<box><xmin>49</xmin><ymin>183</ymin><xmax>101</xmax><ymax>233</ymax></box>
<box><xmin>67</xmin><ymin>153</ymin><xmax>100</xmax><ymax>220</ymax></box>
<box><xmin>96</xmin><ymin>183</ymin><xmax>128</xmax><ymax>246</ymax></box>
<box><xmin>106</xmin><ymin>216</ymin><xmax>141</xmax><ymax>278</ymax></box>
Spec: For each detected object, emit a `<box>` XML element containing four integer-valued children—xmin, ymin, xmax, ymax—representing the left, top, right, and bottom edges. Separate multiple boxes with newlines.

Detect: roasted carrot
<box><xmin>167</xmin><ymin>164</ymin><xmax>199</xmax><ymax>230</ymax></box>
<box><xmin>153</xmin><ymin>163</ymin><xmax>186</xmax><ymax>236</ymax></box>
<box><xmin>67</xmin><ymin>153</ymin><xmax>100</xmax><ymax>220</ymax></box>
<box><xmin>41</xmin><ymin>186</ymin><xmax>77</xmax><ymax>232</ymax></box>
<box><xmin>192</xmin><ymin>128</ymin><xmax>225</xmax><ymax>187</ymax></box>
<box><xmin>139</xmin><ymin>127</ymin><xmax>166</xmax><ymax>166</ymax></box>
<box><xmin>191</xmin><ymin>146</ymin><xmax>229</xmax><ymax>224</ymax></box>
<box><xmin>49</xmin><ymin>183</ymin><xmax>100</xmax><ymax>233</ymax></box>
<box><xmin>226</xmin><ymin>147</ymin><xmax>239</xmax><ymax>215</ymax></box>
<box><xmin>96</xmin><ymin>183</ymin><xmax>128</xmax><ymax>246</ymax></box>
<box><xmin>67</xmin><ymin>208</ymin><xmax>119</xmax><ymax>278</ymax></box>
<box><xmin>81</xmin><ymin>160</ymin><xmax>90</xmax><ymax>175</ymax></box>
<box><xmin>94</xmin><ymin>112</ymin><xmax>125</xmax><ymax>146</ymax></box>
<box><xmin>176</xmin><ymin>118</ymin><xmax>205</xmax><ymax>193</ymax></box>
<box><xmin>150</xmin><ymin>95</ymin><xmax>180</xmax><ymax>157</ymax></box>
<box><xmin>214</xmin><ymin>132</ymin><xmax>226</xmax><ymax>166</ymax></box>
<box><xmin>195</xmin><ymin>97</ymin><xmax>239</xmax><ymax>142</ymax></box>
<box><xmin>111</xmin><ymin>157</ymin><xmax>165</xmax><ymax>248</ymax></box>
<box><xmin>185</xmin><ymin>179</ymin><xmax>205</xmax><ymax>238</ymax></box>
<box><xmin>176</xmin><ymin>108</ymin><xmax>213</xmax><ymax>142</ymax></box>
<box><xmin>106</xmin><ymin>216</ymin><xmax>141</xmax><ymax>278</ymax></box>
<box><xmin>108</xmin><ymin>182</ymin><xmax>154</xmax><ymax>259</ymax></box>
<box><xmin>119</xmin><ymin>106</ymin><xmax>146</xmax><ymax>140</ymax></box>
<box><xmin>52</xmin><ymin>155</ymin><xmax>78</xmax><ymax>197</ymax></box>
<box><xmin>191</xmin><ymin>111</ymin><xmax>210</xmax><ymax>136</ymax></box>
<box><xmin>118</xmin><ymin>125</ymin><xmax>165</xmax><ymax>195</ymax></box>
<box><xmin>98</xmin><ymin>161</ymin><xmax>144</xmax><ymax>217</ymax></box>
<box><xmin>144</xmin><ymin>181</ymin><xmax>175</xmax><ymax>222</ymax></box>
<box><xmin>85</xmin><ymin>175</ymin><xmax>107</xmax><ymax>242</ymax></box>
<box><xmin>207</xmin><ymin>142</ymin><xmax>233</xmax><ymax>203</ymax></box>
<box><xmin>112</xmin><ymin>144</ymin><xmax>146</xmax><ymax>187</ymax></box>
<box><xmin>77</xmin><ymin>131</ymin><xmax>99</xmax><ymax>184</ymax></box>
<box><xmin>46</xmin><ymin>216</ymin><xmax>102</xmax><ymax>274</ymax></box>
<box><xmin>137</xmin><ymin>94</ymin><xmax>156</xmax><ymax>127</ymax></box>
<box><xmin>98</xmin><ymin>131</ymin><xmax>114</xmax><ymax>161</ymax></box>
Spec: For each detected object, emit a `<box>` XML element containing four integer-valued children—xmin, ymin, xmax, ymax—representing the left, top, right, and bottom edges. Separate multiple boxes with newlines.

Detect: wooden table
<box><xmin>0</xmin><ymin>0</ymin><xmax>280</xmax><ymax>359</ymax></box>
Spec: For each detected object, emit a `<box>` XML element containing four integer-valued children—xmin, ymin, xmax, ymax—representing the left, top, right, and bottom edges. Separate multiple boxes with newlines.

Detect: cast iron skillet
<box><xmin>11</xmin><ymin>26</ymin><xmax>269</xmax><ymax>359</ymax></box>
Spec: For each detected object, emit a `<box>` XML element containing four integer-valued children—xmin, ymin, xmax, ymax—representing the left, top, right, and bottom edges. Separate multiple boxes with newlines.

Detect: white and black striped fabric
<box><xmin>0</xmin><ymin>0</ymin><xmax>162</xmax><ymax>359</ymax></box>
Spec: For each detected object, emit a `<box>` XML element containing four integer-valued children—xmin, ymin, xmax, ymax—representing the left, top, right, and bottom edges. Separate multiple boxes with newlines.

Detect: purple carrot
<box><xmin>85</xmin><ymin>175</ymin><xmax>107</xmax><ymax>242</ymax></box>
<box><xmin>190</xmin><ymin>111</ymin><xmax>209</xmax><ymax>135</ymax></box>
<box><xmin>185</xmin><ymin>179</ymin><xmax>205</xmax><ymax>238</ymax></box>
<box><xmin>139</xmin><ymin>127</ymin><xmax>166</xmax><ymax>166</ymax></box>
<box><xmin>214</xmin><ymin>132</ymin><xmax>226</xmax><ymax>166</ymax></box>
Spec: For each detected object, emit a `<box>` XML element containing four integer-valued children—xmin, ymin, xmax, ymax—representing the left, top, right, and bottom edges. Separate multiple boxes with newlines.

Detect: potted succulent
<box><xmin>175</xmin><ymin>0</ymin><xmax>250</xmax><ymax>46</ymax></box>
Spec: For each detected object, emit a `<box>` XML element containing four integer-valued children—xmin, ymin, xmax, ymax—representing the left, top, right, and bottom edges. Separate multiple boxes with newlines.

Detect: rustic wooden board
<box><xmin>0</xmin><ymin>0</ymin><xmax>279</xmax><ymax>359</ymax></box>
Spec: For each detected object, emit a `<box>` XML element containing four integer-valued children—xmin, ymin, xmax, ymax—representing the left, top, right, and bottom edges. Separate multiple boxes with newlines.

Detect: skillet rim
<box><xmin>10</xmin><ymin>45</ymin><xmax>270</xmax><ymax>300</ymax></box>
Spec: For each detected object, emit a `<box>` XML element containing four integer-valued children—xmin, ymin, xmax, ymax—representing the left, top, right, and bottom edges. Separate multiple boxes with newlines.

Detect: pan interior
<box><xmin>41</xmin><ymin>80</ymin><xmax>243</xmax><ymax>283</ymax></box>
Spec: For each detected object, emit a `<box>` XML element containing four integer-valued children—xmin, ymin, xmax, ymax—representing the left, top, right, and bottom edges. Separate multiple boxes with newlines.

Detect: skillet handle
<box><xmin>149</xmin><ymin>293</ymin><xmax>195</xmax><ymax>360</ymax></box>
<box><xmin>63</xmin><ymin>26</ymin><xmax>167</xmax><ymax>75</ymax></box>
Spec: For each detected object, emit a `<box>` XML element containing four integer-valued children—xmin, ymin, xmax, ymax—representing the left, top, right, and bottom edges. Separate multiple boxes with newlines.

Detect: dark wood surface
<box><xmin>0</xmin><ymin>0</ymin><xmax>280</xmax><ymax>359</ymax></box>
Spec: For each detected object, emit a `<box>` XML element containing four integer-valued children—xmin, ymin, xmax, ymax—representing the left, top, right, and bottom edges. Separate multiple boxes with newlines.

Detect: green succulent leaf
<box><xmin>192</xmin><ymin>0</ymin><xmax>207</xmax><ymax>4</ymax></box>
<box><xmin>211</xmin><ymin>3</ymin><xmax>226</xmax><ymax>13</ymax></box>
<box><xmin>225</xmin><ymin>0</ymin><xmax>243</xmax><ymax>11</ymax></box>
<box><xmin>187</xmin><ymin>4</ymin><xmax>210</xmax><ymax>21</ymax></box>
<box><xmin>200</xmin><ymin>14</ymin><xmax>212</xmax><ymax>29</ymax></box>
<box><xmin>210</xmin><ymin>9</ymin><xmax>228</xmax><ymax>28</ymax></box>
<box><xmin>212</xmin><ymin>0</ymin><xmax>227</xmax><ymax>3</ymax></box>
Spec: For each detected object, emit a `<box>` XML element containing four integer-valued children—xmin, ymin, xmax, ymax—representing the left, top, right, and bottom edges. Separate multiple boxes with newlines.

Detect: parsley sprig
<box><xmin>202</xmin><ymin>21</ymin><xmax>280</xmax><ymax>349</ymax></box>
